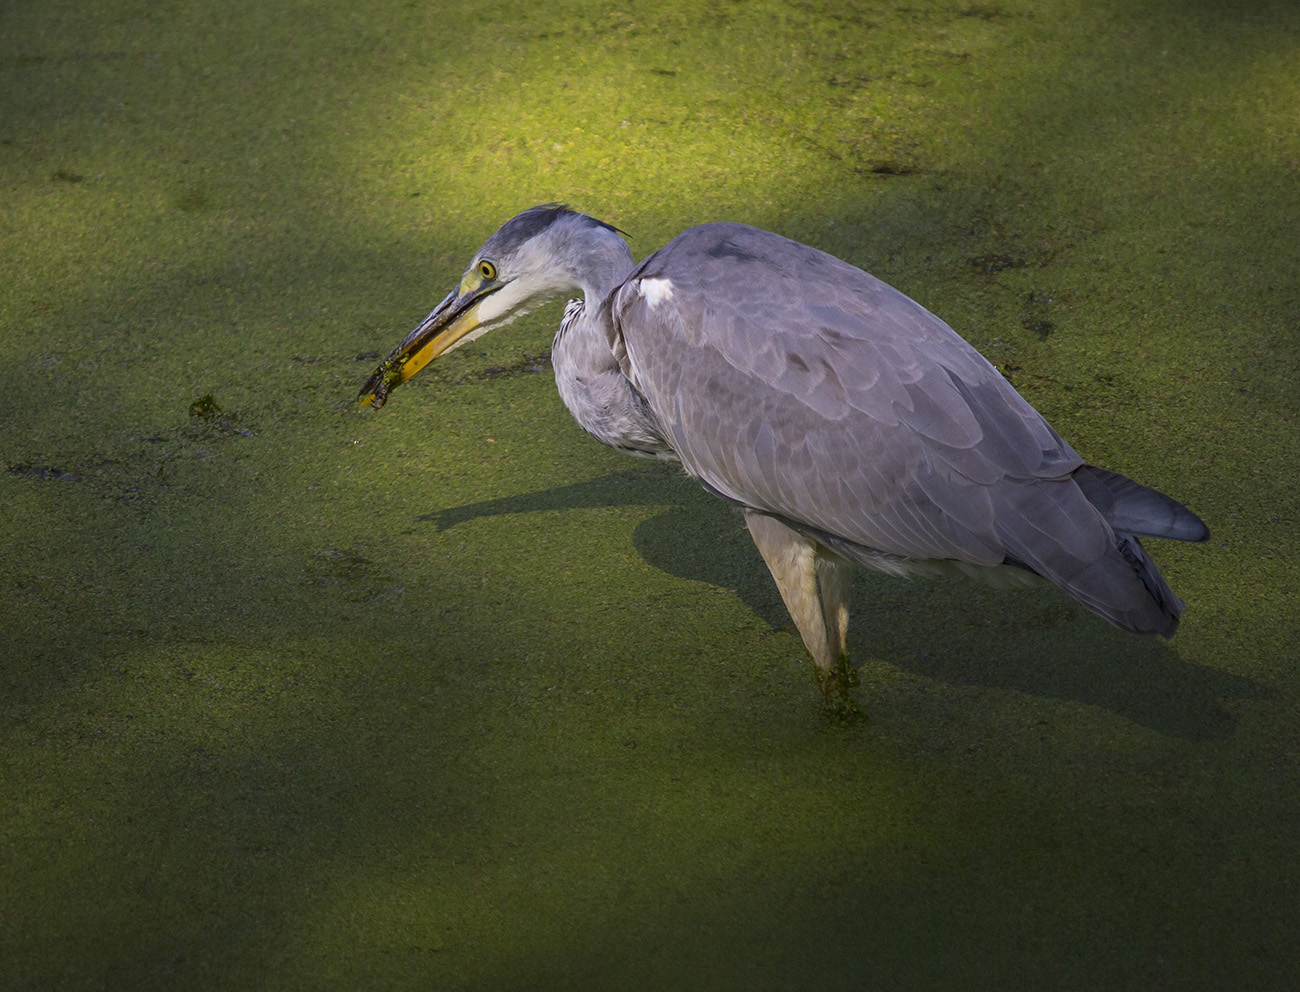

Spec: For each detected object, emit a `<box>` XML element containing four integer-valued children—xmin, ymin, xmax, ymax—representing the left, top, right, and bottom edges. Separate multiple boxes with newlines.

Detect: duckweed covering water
<box><xmin>3</xmin><ymin>1</ymin><xmax>1299</xmax><ymax>988</ymax></box>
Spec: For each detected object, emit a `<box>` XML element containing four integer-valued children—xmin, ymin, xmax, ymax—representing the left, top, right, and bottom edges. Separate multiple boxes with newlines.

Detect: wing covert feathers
<box><xmin>610</xmin><ymin>222</ymin><xmax>1204</xmax><ymax>636</ymax></box>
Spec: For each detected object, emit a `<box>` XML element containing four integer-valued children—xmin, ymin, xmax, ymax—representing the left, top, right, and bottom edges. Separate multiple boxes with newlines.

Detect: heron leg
<box><xmin>744</xmin><ymin>510</ymin><xmax>859</xmax><ymax>717</ymax></box>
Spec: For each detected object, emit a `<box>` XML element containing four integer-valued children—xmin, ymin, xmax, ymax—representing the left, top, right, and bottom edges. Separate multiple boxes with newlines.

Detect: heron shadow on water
<box><xmin>418</xmin><ymin>467</ymin><xmax>1263</xmax><ymax>742</ymax></box>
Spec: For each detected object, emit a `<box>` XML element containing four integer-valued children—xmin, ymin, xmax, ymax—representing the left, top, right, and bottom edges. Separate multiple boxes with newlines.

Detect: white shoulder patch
<box><xmin>638</xmin><ymin>277</ymin><xmax>675</xmax><ymax>309</ymax></box>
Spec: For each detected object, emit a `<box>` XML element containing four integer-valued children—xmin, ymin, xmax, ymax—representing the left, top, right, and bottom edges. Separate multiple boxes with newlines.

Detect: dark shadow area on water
<box><xmin>418</xmin><ymin>467</ymin><xmax>1267</xmax><ymax>741</ymax></box>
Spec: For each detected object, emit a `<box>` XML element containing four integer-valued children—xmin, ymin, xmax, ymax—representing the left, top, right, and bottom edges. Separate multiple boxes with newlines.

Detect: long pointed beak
<box><xmin>356</xmin><ymin>286</ymin><xmax>493</xmax><ymax>409</ymax></box>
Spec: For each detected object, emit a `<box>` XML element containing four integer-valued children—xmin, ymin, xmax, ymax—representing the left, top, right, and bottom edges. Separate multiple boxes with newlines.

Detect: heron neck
<box><xmin>572</xmin><ymin>230</ymin><xmax>635</xmax><ymax>306</ymax></box>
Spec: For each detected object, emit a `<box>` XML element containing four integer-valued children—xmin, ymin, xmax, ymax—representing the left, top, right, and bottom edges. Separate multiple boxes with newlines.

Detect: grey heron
<box><xmin>358</xmin><ymin>205</ymin><xmax>1208</xmax><ymax>714</ymax></box>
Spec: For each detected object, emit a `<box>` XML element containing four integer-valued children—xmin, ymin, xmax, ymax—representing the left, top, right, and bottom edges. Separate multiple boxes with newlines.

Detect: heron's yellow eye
<box><xmin>478</xmin><ymin>260</ymin><xmax>497</xmax><ymax>281</ymax></box>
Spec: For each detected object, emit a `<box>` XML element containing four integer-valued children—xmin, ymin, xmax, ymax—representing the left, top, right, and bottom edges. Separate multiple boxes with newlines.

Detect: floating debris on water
<box><xmin>189</xmin><ymin>394</ymin><xmax>223</xmax><ymax>419</ymax></box>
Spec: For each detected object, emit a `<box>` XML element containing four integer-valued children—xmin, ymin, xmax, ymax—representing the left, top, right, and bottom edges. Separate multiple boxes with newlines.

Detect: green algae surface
<box><xmin>3</xmin><ymin>1</ymin><xmax>1300</xmax><ymax>988</ymax></box>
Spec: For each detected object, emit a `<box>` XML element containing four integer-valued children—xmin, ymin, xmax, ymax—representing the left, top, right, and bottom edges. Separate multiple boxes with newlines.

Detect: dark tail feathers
<box><xmin>1073</xmin><ymin>465</ymin><xmax>1209</xmax><ymax>543</ymax></box>
<box><xmin>1071</xmin><ymin>464</ymin><xmax>1208</xmax><ymax>638</ymax></box>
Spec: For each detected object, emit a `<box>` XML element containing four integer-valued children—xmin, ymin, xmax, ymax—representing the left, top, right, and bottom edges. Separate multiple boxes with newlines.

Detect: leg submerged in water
<box><xmin>745</xmin><ymin>510</ymin><xmax>859</xmax><ymax>717</ymax></box>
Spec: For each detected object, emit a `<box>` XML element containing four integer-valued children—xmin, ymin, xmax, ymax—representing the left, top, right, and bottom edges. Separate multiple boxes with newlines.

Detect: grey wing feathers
<box><xmin>613</xmin><ymin>223</ymin><xmax>1081</xmax><ymax>560</ymax></box>
<box><xmin>611</xmin><ymin>222</ymin><xmax>1204</xmax><ymax>636</ymax></box>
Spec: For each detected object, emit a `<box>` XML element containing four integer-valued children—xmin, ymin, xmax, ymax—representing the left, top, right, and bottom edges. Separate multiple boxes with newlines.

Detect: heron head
<box><xmin>357</xmin><ymin>205</ymin><xmax>630</xmax><ymax>408</ymax></box>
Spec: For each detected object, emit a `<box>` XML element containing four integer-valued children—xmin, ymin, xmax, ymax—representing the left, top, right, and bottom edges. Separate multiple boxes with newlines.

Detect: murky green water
<box><xmin>3</xmin><ymin>1</ymin><xmax>1299</xmax><ymax>988</ymax></box>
